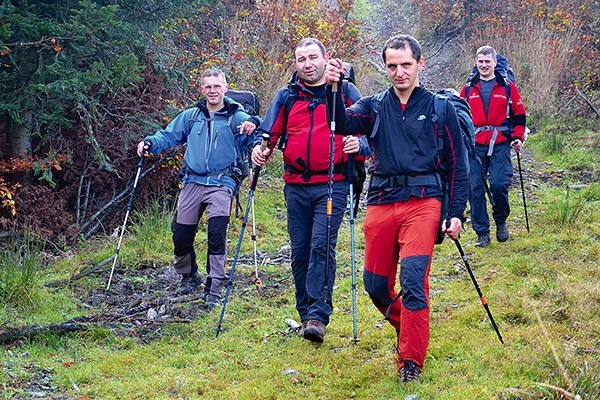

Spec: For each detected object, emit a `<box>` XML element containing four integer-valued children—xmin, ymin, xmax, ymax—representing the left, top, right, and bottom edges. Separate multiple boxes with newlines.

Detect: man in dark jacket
<box><xmin>325</xmin><ymin>35</ymin><xmax>468</xmax><ymax>383</ymax></box>
<box><xmin>251</xmin><ymin>38</ymin><xmax>369</xmax><ymax>343</ymax></box>
<box><xmin>137</xmin><ymin>68</ymin><xmax>260</xmax><ymax>306</ymax></box>
<box><xmin>460</xmin><ymin>45</ymin><xmax>527</xmax><ymax>247</ymax></box>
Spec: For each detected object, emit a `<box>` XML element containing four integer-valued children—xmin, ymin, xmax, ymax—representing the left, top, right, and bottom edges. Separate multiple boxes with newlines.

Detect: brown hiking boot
<box><xmin>303</xmin><ymin>319</ymin><xmax>326</xmax><ymax>343</ymax></box>
<box><xmin>298</xmin><ymin>320</ymin><xmax>308</xmax><ymax>337</ymax></box>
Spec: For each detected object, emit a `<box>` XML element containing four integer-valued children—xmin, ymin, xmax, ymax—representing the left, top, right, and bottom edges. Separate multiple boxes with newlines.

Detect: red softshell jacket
<box><xmin>258</xmin><ymin>73</ymin><xmax>363</xmax><ymax>184</ymax></box>
<box><xmin>460</xmin><ymin>80</ymin><xmax>526</xmax><ymax>146</ymax></box>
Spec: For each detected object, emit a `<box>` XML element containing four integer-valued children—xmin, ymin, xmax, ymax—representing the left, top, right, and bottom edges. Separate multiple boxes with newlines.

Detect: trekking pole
<box><xmin>216</xmin><ymin>133</ymin><xmax>270</xmax><ymax>337</ymax></box>
<box><xmin>324</xmin><ymin>82</ymin><xmax>338</xmax><ymax>304</ymax></box>
<box><xmin>106</xmin><ymin>148</ymin><xmax>146</xmax><ymax>292</ymax></box>
<box><xmin>515</xmin><ymin>151</ymin><xmax>530</xmax><ymax>233</ymax></box>
<box><xmin>249</xmin><ymin>168</ymin><xmax>260</xmax><ymax>285</ymax></box>
<box><xmin>446</xmin><ymin>221</ymin><xmax>504</xmax><ymax>344</ymax></box>
<box><xmin>348</xmin><ymin>155</ymin><xmax>359</xmax><ymax>343</ymax></box>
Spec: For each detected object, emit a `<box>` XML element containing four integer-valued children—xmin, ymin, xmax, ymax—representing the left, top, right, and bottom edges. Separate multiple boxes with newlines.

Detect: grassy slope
<box><xmin>1</xmin><ymin>126</ymin><xmax>599</xmax><ymax>399</ymax></box>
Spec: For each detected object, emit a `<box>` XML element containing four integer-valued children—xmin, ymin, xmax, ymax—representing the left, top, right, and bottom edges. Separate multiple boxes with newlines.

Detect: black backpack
<box><xmin>225</xmin><ymin>90</ymin><xmax>261</xmax><ymax>117</ymax></box>
<box><xmin>432</xmin><ymin>89</ymin><xmax>475</xmax><ymax>244</ymax></box>
<box><xmin>224</xmin><ymin>90</ymin><xmax>261</xmax><ymax>216</ymax></box>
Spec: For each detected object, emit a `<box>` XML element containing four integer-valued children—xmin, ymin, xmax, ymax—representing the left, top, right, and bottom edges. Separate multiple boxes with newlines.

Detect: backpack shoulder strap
<box><xmin>187</xmin><ymin>106</ymin><xmax>203</xmax><ymax>132</ymax></box>
<box><xmin>370</xmin><ymin>90</ymin><xmax>388</xmax><ymax>139</ymax></box>
<box><xmin>278</xmin><ymin>87</ymin><xmax>300</xmax><ymax>150</ymax></box>
<box><xmin>432</xmin><ymin>93</ymin><xmax>449</xmax><ymax>173</ymax></box>
<box><xmin>433</xmin><ymin>94</ymin><xmax>448</xmax><ymax>148</ymax></box>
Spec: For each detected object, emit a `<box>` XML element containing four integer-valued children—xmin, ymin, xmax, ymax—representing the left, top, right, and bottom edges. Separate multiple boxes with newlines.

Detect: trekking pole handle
<box><xmin>250</xmin><ymin>134</ymin><xmax>270</xmax><ymax>191</ymax></box>
<box><xmin>259</xmin><ymin>133</ymin><xmax>270</xmax><ymax>152</ymax></box>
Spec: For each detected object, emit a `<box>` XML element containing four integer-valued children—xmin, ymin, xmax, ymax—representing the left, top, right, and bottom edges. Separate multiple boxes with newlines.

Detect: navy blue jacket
<box><xmin>327</xmin><ymin>86</ymin><xmax>468</xmax><ymax>221</ymax></box>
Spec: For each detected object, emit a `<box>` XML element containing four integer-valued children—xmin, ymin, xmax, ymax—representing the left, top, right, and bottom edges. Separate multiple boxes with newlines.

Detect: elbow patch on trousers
<box><xmin>363</xmin><ymin>269</ymin><xmax>393</xmax><ymax>308</ymax></box>
<box><xmin>400</xmin><ymin>255</ymin><xmax>430</xmax><ymax>311</ymax></box>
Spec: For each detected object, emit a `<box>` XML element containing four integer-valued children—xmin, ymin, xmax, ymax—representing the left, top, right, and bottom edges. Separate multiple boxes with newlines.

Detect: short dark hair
<box><xmin>201</xmin><ymin>67</ymin><xmax>227</xmax><ymax>82</ymax></box>
<box><xmin>382</xmin><ymin>35</ymin><xmax>422</xmax><ymax>63</ymax></box>
<box><xmin>476</xmin><ymin>45</ymin><xmax>497</xmax><ymax>59</ymax></box>
<box><xmin>295</xmin><ymin>38</ymin><xmax>326</xmax><ymax>57</ymax></box>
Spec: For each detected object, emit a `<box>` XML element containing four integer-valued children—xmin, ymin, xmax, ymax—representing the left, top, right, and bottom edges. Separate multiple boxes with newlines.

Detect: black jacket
<box><xmin>327</xmin><ymin>86</ymin><xmax>468</xmax><ymax>221</ymax></box>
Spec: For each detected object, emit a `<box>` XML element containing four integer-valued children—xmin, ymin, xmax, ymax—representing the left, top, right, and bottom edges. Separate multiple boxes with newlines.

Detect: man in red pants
<box><xmin>325</xmin><ymin>35</ymin><xmax>468</xmax><ymax>383</ymax></box>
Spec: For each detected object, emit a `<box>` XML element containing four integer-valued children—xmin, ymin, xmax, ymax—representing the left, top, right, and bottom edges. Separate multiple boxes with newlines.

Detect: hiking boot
<box><xmin>205</xmin><ymin>294</ymin><xmax>222</xmax><ymax>310</ymax></box>
<box><xmin>177</xmin><ymin>271</ymin><xmax>203</xmax><ymax>295</ymax></box>
<box><xmin>496</xmin><ymin>223</ymin><xmax>509</xmax><ymax>242</ymax></box>
<box><xmin>399</xmin><ymin>360</ymin><xmax>420</xmax><ymax>383</ymax></box>
<box><xmin>303</xmin><ymin>319</ymin><xmax>326</xmax><ymax>343</ymax></box>
<box><xmin>475</xmin><ymin>232</ymin><xmax>491</xmax><ymax>248</ymax></box>
<box><xmin>298</xmin><ymin>320</ymin><xmax>308</xmax><ymax>337</ymax></box>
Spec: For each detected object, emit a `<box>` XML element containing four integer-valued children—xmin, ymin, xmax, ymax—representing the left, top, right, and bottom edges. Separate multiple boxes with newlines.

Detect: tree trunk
<box><xmin>7</xmin><ymin>109</ymin><xmax>33</xmax><ymax>157</ymax></box>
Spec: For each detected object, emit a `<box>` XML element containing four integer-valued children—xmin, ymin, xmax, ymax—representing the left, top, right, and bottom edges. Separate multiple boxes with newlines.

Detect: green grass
<box><xmin>1</xmin><ymin>122</ymin><xmax>599</xmax><ymax>399</ymax></box>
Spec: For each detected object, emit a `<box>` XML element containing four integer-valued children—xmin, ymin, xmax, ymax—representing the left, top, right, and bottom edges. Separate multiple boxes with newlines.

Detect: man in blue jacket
<box><xmin>137</xmin><ymin>68</ymin><xmax>259</xmax><ymax>307</ymax></box>
<box><xmin>325</xmin><ymin>35</ymin><xmax>468</xmax><ymax>383</ymax></box>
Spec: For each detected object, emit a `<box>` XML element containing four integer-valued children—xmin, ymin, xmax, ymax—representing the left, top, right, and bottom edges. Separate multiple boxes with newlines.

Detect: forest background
<box><xmin>1</xmin><ymin>0</ymin><xmax>598</xmax><ymax>242</ymax></box>
<box><xmin>1</xmin><ymin>0</ymin><xmax>600</xmax><ymax>399</ymax></box>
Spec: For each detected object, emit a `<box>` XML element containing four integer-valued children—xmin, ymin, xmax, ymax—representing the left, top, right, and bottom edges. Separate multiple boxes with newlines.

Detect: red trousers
<box><xmin>363</xmin><ymin>197</ymin><xmax>440</xmax><ymax>369</ymax></box>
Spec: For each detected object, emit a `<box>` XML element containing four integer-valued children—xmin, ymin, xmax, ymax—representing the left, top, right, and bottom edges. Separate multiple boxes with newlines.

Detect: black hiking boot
<box><xmin>177</xmin><ymin>271</ymin><xmax>203</xmax><ymax>295</ymax></box>
<box><xmin>475</xmin><ymin>232</ymin><xmax>491</xmax><ymax>247</ymax></box>
<box><xmin>496</xmin><ymin>223</ymin><xmax>509</xmax><ymax>242</ymax></box>
<box><xmin>205</xmin><ymin>294</ymin><xmax>222</xmax><ymax>310</ymax></box>
<box><xmin>399</xmin><ymin>360</ymin><xmax>420</xmax><ymax>383</ymax></box>
<box><xmin>303</xmin><ymin>319</ymin><xmax>326</xmax><ymax>343</ymax></box>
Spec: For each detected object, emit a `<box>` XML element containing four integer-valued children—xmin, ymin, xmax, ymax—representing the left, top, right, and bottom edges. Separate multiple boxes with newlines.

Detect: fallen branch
<box><xmin>0</xmin><ymin>322</ymin><xmax>86</xmax><ymax>344</ymax></box>
<box><xmin>576</xmin><ymin>88</ymin><xmax>600</xmax><ymax>118</ymax></box>
<box><xmin>77</xmin><ymin>156</ymin><xmax>168</xmax><ymax>239</ymax></box>
<box><xmin>0</xmin><ymin>314</ymin><xmax>195</xmax><ymax>344</ymax></box>
<box><xmin>45</xmin><ymin>255</ymin><xmax>116</xmax><ymax>287</ymax></box>
<box><xmin>534</xmin><ymin>382</ymin><xmax>581</xmax><ymax>400</ymax></box>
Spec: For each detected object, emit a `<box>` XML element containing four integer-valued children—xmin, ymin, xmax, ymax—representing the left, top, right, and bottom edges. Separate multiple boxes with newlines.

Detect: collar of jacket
<box><xmin>286</xmin><ymin>71</ymin><xmax>324</xmax><ymax>97</ymax></box>
<box><xmin>194</xmin><ymin>97</ymin><xmax>242</xmax><ymax>118</ymax></box>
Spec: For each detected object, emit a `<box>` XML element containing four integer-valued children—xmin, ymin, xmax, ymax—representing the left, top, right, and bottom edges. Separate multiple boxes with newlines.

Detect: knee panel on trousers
<box><xmin>172</xmin><ymin>222</ymin><xmax>197</xmax><ymax>256</ymax></box>
<box><xmin>364</xmin><ymin>269</ymin><xmax>393</xmax><ymax>308</ymax></box>
<box><xmin>400</xmin><ymin>255</ymin><xmax>430</xmax><ymax>311</ymax></box>
<box><xmin>207</xmin><ymin>216</ymin><xmax>229</xmax><ymax>255</ymax></box>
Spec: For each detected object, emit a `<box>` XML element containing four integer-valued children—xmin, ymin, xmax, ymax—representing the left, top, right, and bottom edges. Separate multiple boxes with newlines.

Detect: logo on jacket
<box><xmin>418</xmin><ymin>115</ymin><xmax>426</xmax><ymax>121</ymax></box>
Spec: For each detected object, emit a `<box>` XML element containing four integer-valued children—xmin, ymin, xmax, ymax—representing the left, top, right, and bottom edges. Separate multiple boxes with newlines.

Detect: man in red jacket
<box><xmin>460</xmin><ymin>46</ymin><xmax>527</xmax><ymax>247</ymax></box>
<box><xmin>251</xmin><ymin>38</ymin><xmax>369</xmax><ymax>343</ymax></box>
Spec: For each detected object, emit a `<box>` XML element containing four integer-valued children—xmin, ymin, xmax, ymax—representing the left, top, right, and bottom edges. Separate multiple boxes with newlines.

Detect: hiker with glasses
<box><xmin>251</xmin><ymin>38</ymin><xmax>369</xmax><ymax>343</ymax></box>
<box><xmin>137</xmin><ymin>68</ymin><xmax>260</xmax><ymax>307</ymax></box>
<box><xmin>324</xmin><ymin>35</ymin><xmax>468</xmax><ymax>383</ymax></box>
<box><xmin>460</xmin><ymin>46</ymin><xmax>527</xmax><ymax>247</ymax></box>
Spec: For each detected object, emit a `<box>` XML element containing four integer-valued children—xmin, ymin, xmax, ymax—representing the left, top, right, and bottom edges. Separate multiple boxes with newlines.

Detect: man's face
<box><xmin>202</xmin><ymin>75</ymin><xmax>228</xmax><ymax>107</ymax></box>
<box><xmin>293</xmin><ymin>44</ymin><xmax>329</xmax><ymax>86</ymax></box>
<box><xmin>384</xmin><ymin>47</ymin><xmax>423</xmax><ymax>95</ymax></box>
<box><xmin>476</xmin><ymin>54</ymin><xmax>497</xmax><ymax>81</ymax></box>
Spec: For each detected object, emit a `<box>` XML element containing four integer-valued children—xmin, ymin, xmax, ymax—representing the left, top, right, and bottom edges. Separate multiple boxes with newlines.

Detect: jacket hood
<box><xmin>195</xmin><ymin>97</ymin><xmax>243</xmax><ymax>116</ymax></box>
